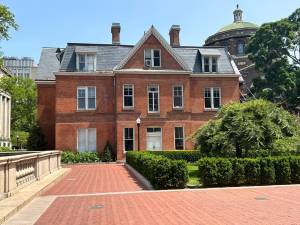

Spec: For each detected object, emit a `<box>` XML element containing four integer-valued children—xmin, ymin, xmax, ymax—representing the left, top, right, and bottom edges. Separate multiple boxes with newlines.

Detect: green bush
<box><xmin>0</xmin><ymin>147</ymin><xmax>12</xmax><ymax>152</ymax></box>
<box><xmin>289</xmin><ymin>156</ymin><xmax>300</xmax><ymax>183</ymax></box>
<box><xmin>197</xmin><ymin>156</ymin><xmax>300</xmax><ymax>187</ymax></box>
<box><xmin>260</xmin><ymin>158</ymin><xmax>275</xmax><ymax>185</ymax></box>
<box><xmin>198</xmin><ymin>158</ymin><xmax>218</xmax><ymax>186</ymax></box>
<box><xmin>101</xmin><ymin>141</ymin><xmax>114</xmax><ymax>162</ymax></box>
<box><xmin>244</xmin><ymin>159</ymin><xmax>261</xmax><ymax>185</ymax></box>
<box><xmin>126</xmin><ymin>151</ymin><xmax>188</xmax><ymax>189</ymax></box>
<box><xmin>273</xmin><ymin>157</ymin><xmax>291</xmax><ymax>184</ymax></box>
<box><xmin>61</xmin><ymin>151</ymin><xmax>101</xmax><ymax>163</ymax></box>
<box><xmin>148</xmin><ymin>150</ymin><xmax>202</xmax><ymax>163</ymax></box>
<box><xmin>230</xmin><ymin>158</ymin><xmax>245</xmax><ymax>185</ymax></box>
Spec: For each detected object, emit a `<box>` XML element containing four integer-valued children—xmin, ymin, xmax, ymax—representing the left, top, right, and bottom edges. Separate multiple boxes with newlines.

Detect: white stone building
<box><xmin>0</xmin><ymin>67</ymin><xmax>11</xmax><ymax>148</ymax></box>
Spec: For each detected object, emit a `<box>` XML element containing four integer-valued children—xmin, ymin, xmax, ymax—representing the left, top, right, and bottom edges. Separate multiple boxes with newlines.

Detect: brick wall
<box><xmin>37</xmin><ymin>84</ymin><xmax>56</xmax><ymax>149</ymax></box>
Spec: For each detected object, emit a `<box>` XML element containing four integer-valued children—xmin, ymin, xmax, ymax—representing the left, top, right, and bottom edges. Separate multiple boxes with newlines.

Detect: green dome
<box><xmin>218</xmin><ymin>21</ymin><xmax>258</xmax><ymax>33</ymax></box>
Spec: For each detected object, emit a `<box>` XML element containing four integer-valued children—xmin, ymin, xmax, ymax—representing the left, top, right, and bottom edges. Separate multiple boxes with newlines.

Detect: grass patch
<box><xmin>187</xmin><ymin>163</ymin><xmax>201</xmax><ymax>187</ymax></box>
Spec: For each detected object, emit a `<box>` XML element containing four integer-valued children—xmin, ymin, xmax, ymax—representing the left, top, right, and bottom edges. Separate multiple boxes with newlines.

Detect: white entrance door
<box><xmin>146</xmin><ymin>128</ymin><xmax>162</xmax><ymax>151</ymax></box>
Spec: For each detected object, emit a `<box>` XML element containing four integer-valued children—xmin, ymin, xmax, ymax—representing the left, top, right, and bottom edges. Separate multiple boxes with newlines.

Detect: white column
<box><xmin>3</xmin><ymin>96</ymin><xmax>7</xmax><ymax>140</ymax></box>
<box><xmin>0</xmin><ymin>95</ymin><xmax>3</xmax><ymax>140</ymax></box>
<box><xmin>8</xmin><ymin>97</ymin><xmax>11</xmax><ymax>143</ymax></box>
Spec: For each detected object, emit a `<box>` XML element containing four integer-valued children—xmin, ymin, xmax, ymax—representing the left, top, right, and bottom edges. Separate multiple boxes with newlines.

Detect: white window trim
<box><xmin>172</xmin><ymin>84</ymin><xmax>184</xmax><ymax>109</ymax></box>
<box><xmin>147</xmin><ymin>85</ymin><xmax>160</xmax><ymax>113</ymax></box>
<box><xmin>146</xmin><ymin>127</ymin><xmax>163</xmax><ymax>151</ymax></box>
<box><xmin>122</xmin><ymin>84</ymin><xmax>134</xmax><ymax>109</ymax></box>
<box><xmin>76</xmin><ymin>128</ymin><xmax>97</xmax><ymax>152</ymax></box>
<box><xmin>77</xmin><ymin>86</ymin><xmax>96</xmax><ymax>111</ymax></box>
<box><xmin>76</xmin><ymin>53</ymin><xmax>97</xmax><ymax>72</ymax></box>
<box><xmin>144</xmin><ymin>49</ymin><xmax>161</xmax><ymax>68</ymax></box>
<box><xmin>174</xmin><ymin>127</ymin><xmax>185</xmax><ymax>150</ymax></box>
<box><xmin>204</xmin><ymin>87</ymin><xmax>221</xmax><ymax>110</ymax></box>
<box><xmin>123</xmin><ymin>127</ymin><xmax>135</xmax><ymax>152</ymax></box>
<box><xmin>202</xmin><ymin>56</ymin><xmax>219</xmax><ymax>73</ymax></box>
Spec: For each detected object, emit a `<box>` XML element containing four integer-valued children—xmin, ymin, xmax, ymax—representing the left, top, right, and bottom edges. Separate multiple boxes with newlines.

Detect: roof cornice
<box><xmin>55</xmin><ymin>71</ymin><xmax>114</xmax><ymax>76</ymax></box>
<box><xmin>114</xmin><ymin>69</ymin><xmax>191</xmax><ymax>75</ymax></box>
<box><xmin>114</xmin><ymin>26</ymin><xmax>190</xmax><ymax>71</ymax></box>
<box><xmin>190</xmin><ymin>74</ymin><xmax>240</xmax><ymax>78</ymax></box>
<box><xmin>35</xmin><ymin>80</ymin><xmax>56</xmax><ymax>84</ymax></box>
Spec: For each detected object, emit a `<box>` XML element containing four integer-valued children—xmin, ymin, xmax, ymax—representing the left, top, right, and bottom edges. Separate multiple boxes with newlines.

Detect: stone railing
<box><xmin>0</xmin><ymin>151</ymin><xmax>61</xmax><ymax>200</ymax></box>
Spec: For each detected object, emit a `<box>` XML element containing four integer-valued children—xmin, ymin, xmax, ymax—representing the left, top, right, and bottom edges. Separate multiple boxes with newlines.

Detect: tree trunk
<box><xmin>236</xmin><ymin>143</ymin><xmax>242</xmax><ymax>158</ymax></box>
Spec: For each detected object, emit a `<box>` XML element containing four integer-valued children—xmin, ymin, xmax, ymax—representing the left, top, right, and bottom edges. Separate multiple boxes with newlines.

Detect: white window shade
<box><xmin>77</xmin><ymin>128</ymin><xmax>86</xmax><ymax>152</ymax></box>
<box><xmin>87</xmin><ymin>128</ymin><xmax>96</xmax><ymax>151</ymax></box>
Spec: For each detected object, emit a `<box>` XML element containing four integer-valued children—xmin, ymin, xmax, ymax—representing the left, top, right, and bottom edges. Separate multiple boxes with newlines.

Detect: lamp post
<box><xmin>136</xmin><ymin>116</ymin><xmax>141</xmax><ymax>151</ymax></box>
<box><xmin>16</xmin><ymin>135</ymin><xmax>19</xmax><ymax>150</ymax></box>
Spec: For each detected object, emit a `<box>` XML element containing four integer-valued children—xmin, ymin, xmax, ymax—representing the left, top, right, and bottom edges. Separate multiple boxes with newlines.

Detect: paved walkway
<box><xmin>3</xmin><ymin>164</ymin><xmax>300</xmax><ymax>225</ymax></box>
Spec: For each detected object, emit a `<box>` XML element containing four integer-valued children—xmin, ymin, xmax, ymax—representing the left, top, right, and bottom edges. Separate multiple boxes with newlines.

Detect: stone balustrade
<box><xmin>0</xmin><ymin>150</ymin><xmax>61</xmax><ymax>200</ymax></box>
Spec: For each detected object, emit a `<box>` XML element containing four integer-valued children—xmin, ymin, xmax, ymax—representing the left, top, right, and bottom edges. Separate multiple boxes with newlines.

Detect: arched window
<box><xmin>237</xmin><ymin>41</ymin><xmax>245</xmax><ymax>55</ymax></box>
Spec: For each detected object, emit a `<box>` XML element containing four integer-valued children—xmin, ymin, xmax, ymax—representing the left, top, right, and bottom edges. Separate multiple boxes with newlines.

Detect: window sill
<box><xmin>76</xmin><ymin>109</ymin><xmax>96</xmax><ymax>112</ymax></box>
<box><xmin>172</xmin><ymin>107</ymin><xmax>184</xmax><ymax>111</ymax></box>
<box><xmin>204</xmin><ymin>108</ymin><xmax>219</xmax><ymax>112</ymax></box>
<box><xmin>147</xmin><ymin>112</ymin><xmax>160</xmax><ymax>116</ymax></box>
<box><xmin>123</xmin><ymin>107</ymin><xmax>134</xmax><ymax>111</ymax></box>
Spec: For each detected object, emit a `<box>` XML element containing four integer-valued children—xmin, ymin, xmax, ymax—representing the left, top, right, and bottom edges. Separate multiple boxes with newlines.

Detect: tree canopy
<box><xmin>193</xmin><ymin>100</ymin><xmax>300</xmax><ymax>158</ymax></box>
<box><xmin>0</xmin><ymin>76</ymin><xmax>37</xmax><ymax>132</ymax></box>
<box><xmin>0</xmin><ymin>4</ymin><xmax>18</xmax><ymax>41</ymax></box>
<box><xmin>247</xmin><ymin>8</ymin><xmax>300</xmax><ymax>111</ymax></box>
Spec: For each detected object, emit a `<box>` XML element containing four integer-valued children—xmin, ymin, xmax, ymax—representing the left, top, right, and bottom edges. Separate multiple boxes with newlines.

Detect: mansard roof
<box><xmin>36</xmin><ymin>27</ymin><xmax>238</xmax><ymax>80</ymax></box>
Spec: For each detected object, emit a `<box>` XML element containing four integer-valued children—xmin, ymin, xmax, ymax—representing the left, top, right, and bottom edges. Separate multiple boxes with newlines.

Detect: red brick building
<box><xmin>36</xmin><ymin>24</ymin><xmax>241</xmax><ymax>160</ymax></box>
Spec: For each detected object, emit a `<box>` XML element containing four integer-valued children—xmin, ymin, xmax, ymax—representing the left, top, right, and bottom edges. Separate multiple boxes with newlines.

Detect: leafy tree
<box><xmin>0</xmin><ymin>4</ymin><xmax>18</xmax><ymax>41</ymax></box>
<box><xmin>247</xmin><ymin>8</ymin><xmax>300</xmax><ymax>111</ymax></box>
<box><xmin>0</xmin><ymin>76</ymin><xmax>37</xmax><ymax>131</ymax></box>
<box><xmin>11</xmin><ymin>130</ymin><xmax>29</xmax><ymax>149</ymax></box>
<box><xmin>193</xmin><ymin>100</ymin><xmax>300</xmax><ymax>158</ymax></box>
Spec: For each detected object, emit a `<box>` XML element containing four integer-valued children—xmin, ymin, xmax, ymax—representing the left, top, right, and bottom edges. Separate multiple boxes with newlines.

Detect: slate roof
<box><xmin>37</xmin><ymin>44</ymin><xmax>236</xmax><ymax>80</ymax></box>
<box><xmin>36</xmin><ymin>47</ymin><xmax>61</xmax><ymax>80</ymax></box>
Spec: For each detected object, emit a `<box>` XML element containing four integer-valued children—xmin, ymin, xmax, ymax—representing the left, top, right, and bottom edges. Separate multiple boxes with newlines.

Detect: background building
<box><xmin>0</xmin><ymin>67</ymin><xmax>11</xmax><ymax>148</ymax></box>
<box><xmin>3</xmin><ymin>56</ymin><xmax>37</xmax><ymax>79</ymax></box>
<box><xmin>205</xmin><ymin>5</ymin><xmax>261</xmax><ymax>97</ymax></box>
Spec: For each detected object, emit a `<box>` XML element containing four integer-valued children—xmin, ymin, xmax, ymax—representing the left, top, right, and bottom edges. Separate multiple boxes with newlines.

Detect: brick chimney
<box><xmin>169</xmin><ymin>25</ymin><xmax>180</xmax><ymax>47</ymax></box>
<box><xmin>111</xmin><ymin>23</ymin><xmax>121</xmax><ymax>45</ymax></box>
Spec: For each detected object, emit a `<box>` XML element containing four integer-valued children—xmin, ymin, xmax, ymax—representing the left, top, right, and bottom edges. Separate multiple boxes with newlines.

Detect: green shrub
<box><xmin>244</xmin><ymin>159</ymin><xmax>261</xmax><ymax>185</ymax></box>
<box><xmin>61</xmin><ymin>151</ymin><xmax>101</xmax><ymax>163</ymax></box>
<box><xmin>101</xmin><ymin>141</ymin><xmax>115</xmax><ymax>162</ymax></box>
<box><xmin>126</xmin><ymin>151</ymin><xmax>188</xmax><ymax>189</ymax></box>
<box><xmin>273</xmin><ymin>157</ymin><xmax>291</xmax><ymax>184</ymax></box>
<box><xmin>216</xmin><ymin>159</ymin><xmax>233</xmax><ymax>186</ymax></box>
<box><xmin>198</xmin><ymin>158</ymin><xmax>218</xmax><ymax>186</ymax></box>
<box><xmin>148</xmin><ymin>150</ymin><xmax>202</xmax><ymax>163</ymax></box>
<box><xmin>289</xmin><ymin>156</ymin><xmax>300</xmax><ymax>183</ymax></box>
<box><xmin>230</xmin><ymin>158</ymin><xmax>245</xmax><ymax>185</ymax></box>
<box><xmin>260</xmin><ymin>157</ymin><xmax>276</xmax><ymax>185</ymax></box>
<box><xmin>0</xmin><ymin>146</ymin><xmax>12</xmax><ymax>152</ymax></box>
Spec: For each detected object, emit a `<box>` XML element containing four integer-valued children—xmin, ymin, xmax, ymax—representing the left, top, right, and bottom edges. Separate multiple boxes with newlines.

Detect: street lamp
<box><xmin>136</xmin><ymin>116</ymin><xmax>141</xmax><ymax>151</ymax></box>
<box><xmin>16</xmin><ymin>135</ymin><xmax>19</xmax><ymax>150</ymax></box>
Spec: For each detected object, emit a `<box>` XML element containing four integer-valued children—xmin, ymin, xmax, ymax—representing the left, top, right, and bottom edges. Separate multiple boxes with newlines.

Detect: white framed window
<box><xmin>76</xmin><ymin>53</ymin><xmax>96</xmax><ymax>72</ymax></box>
<box><xmin>148</xmin><ymin>85</ymin><xmax>159</xmax><ymax>113</ymax></box>
<box><xmin>123</xmin><ymin>84</ymin><xmax>134</xmax><ymax>109</ymax></box>
<box><xmin>77</xmin><ymin>128</ymin><xmax>96</xmax><ymax>152</ymax></box>
<box><xmin>144</xmin><ymin>49</ymin><xmax>161</xmax><ymax>67</ymax></box>
<box><xmin>174</xmin><ymin>127</ymin><xmax>184</xmax><ymax>150</ymax></box>
<box><xmin>77</xmin><ymin>87</ymin><xmax>96</xmax><ymax>110</ymax></box>
<box><xmin>123</xmin><ymin>128</ymin><xmax>134</xmax><ymax>151</ymax></box>
<box><xmin>173</xmin><ymin>85</ymin><xmax>183</xmax><ymax>109</ymax></box>
<box><xmin>202</xmin><ymin>56</ymin><xmax>218</xmax><ymax>73</ymax></box>
<box><xmin>146</xmin><ymin>127</ymin><xmax>162</xmax><ymax>151</ymax></box>
<box><xmin>204</xmin><ymin>87</ymin><xmax>221</xmax><ymax>110</ymax></box>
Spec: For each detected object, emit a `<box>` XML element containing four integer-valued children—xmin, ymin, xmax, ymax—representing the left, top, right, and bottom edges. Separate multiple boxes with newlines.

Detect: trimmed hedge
<box><xmin>198</xmin><ymin>156</ymin><xmax>300</xmax><ymax>187</ymax></box>
<box><xmin>126</xmin><ymin>151</ymin><xmax>188</xmax><ymax>189</ymax></box>
<box><xmin>61</xmin><ymin>151</ymin><xmax>101</xmax><ymax>163</ymax></box>
<box><xmin>148</xmin><ymin>150</ymin><xmax>202</xmax><ymax>163</ymax></box>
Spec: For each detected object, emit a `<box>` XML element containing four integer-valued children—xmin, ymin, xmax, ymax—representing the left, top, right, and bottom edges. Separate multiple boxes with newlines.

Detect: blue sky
<box><xmin>1</xmin><ymin>0</ymin><xmax>299</xmax><ymax>63</ymax></box>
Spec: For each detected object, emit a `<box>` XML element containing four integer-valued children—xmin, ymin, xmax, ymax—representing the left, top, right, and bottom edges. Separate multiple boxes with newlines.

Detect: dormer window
<box><xmin>202</xmin><ymin>56</ymin><xmax>218</xmax><ymax>73</ymax></box>
<box><xmin>144</xmin><ymin>49</ymin><xmax>161</xmax><ymax>67</ymax></box>
<box><xmin>76</xmin><ymin>53</ymin><xmax>96</xmax><ymax>72</ymax></box>
<box><xmin>237</xmin><ymin>41</ymin><xmax>245</xmax><ymax>55</ymax></box>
